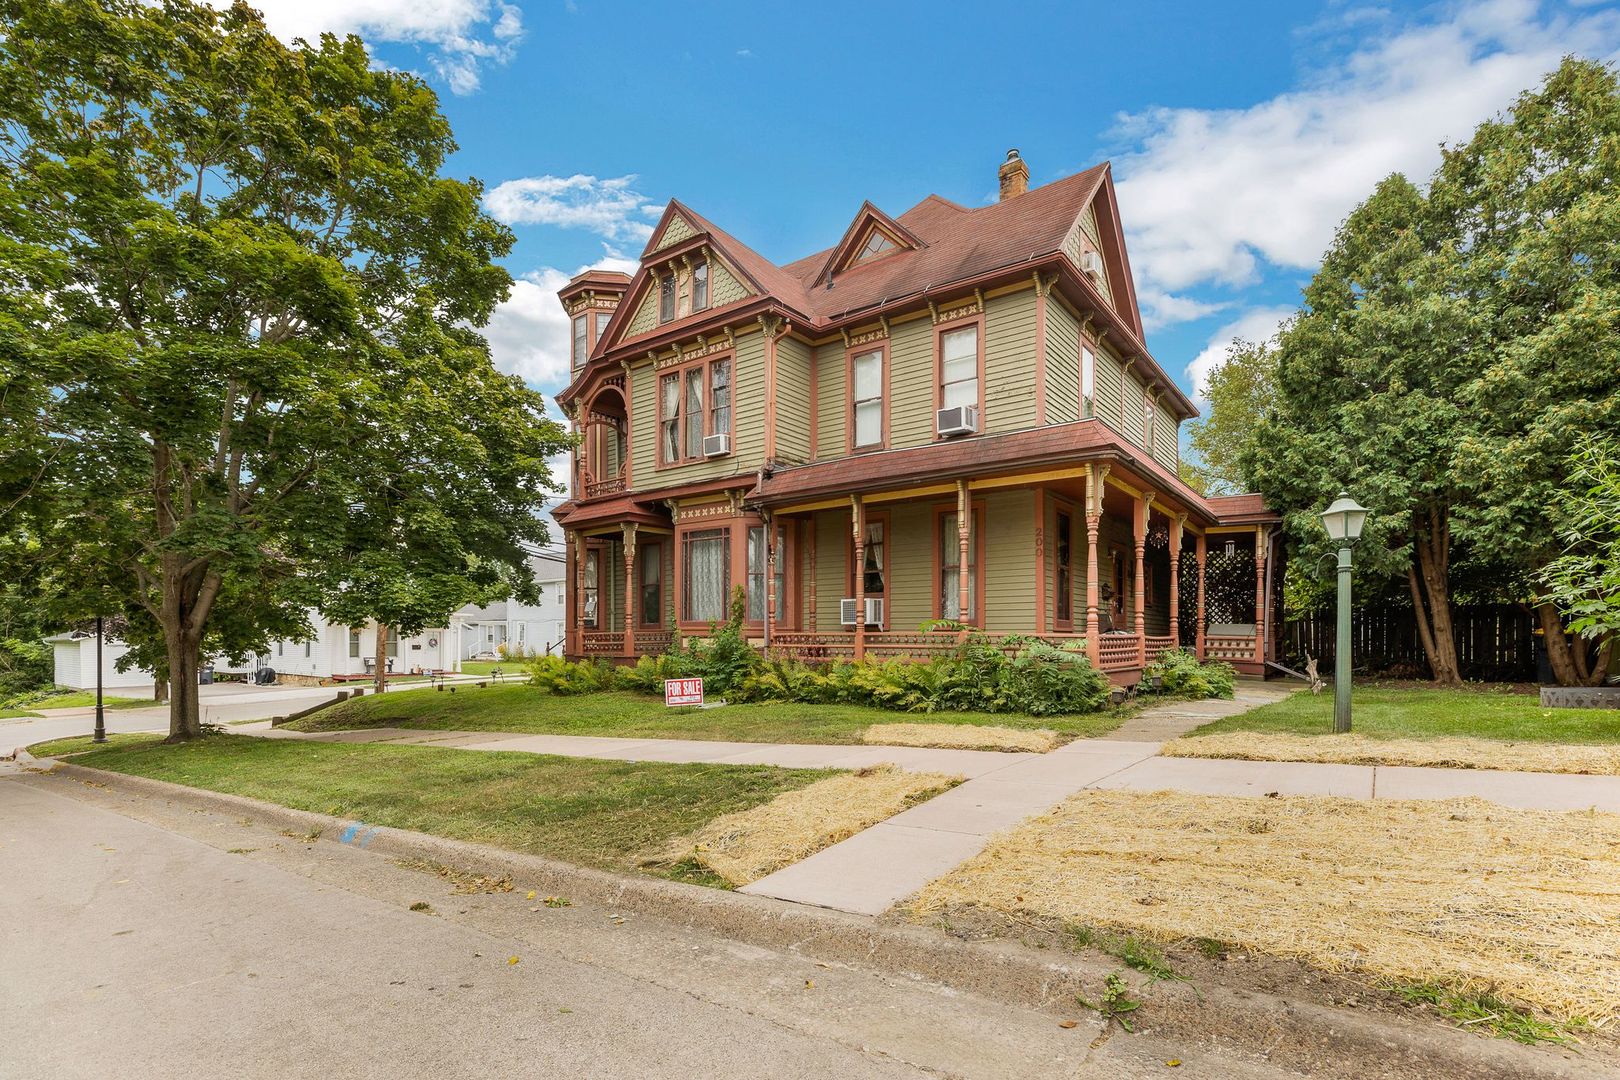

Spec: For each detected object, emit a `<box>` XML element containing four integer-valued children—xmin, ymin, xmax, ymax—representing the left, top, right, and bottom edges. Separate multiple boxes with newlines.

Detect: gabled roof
<box><xmin>813</xmin><ymin>201</ymin><xmax>926</xmax><ymax>286</ymax></box>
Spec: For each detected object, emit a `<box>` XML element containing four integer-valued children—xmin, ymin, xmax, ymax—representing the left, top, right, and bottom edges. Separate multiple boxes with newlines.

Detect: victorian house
<box><xmin>553</xmin><ymin>151</ymin><xmax>1281</xmax><ymax>681</ymax></box>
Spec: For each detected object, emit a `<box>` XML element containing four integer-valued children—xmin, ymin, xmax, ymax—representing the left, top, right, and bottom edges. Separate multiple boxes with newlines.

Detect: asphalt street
<box><xmin>0</xmin><ymin>767</ymin><xmax>1300</xmax><ymax>1080</ymax></box>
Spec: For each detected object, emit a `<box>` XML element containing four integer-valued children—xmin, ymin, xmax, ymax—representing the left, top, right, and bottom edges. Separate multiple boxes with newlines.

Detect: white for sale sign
<box><xmin>664</xmin><ymin>677</ymin><xmax>704</xmax><ymax>707</ymax></box>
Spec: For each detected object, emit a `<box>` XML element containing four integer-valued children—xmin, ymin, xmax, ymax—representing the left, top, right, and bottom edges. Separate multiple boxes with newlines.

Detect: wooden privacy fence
<box><xmin>1282</xmin><ymin>605</ymin><xmax>1536</xmax><ymax>682</ymax></box>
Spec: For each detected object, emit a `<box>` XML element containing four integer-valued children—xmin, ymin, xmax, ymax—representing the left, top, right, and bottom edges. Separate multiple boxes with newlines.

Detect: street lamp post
<box><xmin>92</xmin><ymin>614</ymin><xmax>106</xmax><ymax>744</ymax></box>
<box><xmin>1319</xmin><ymin>493</ymin><xmax>1370</xmax><ymax>734</ymax></box>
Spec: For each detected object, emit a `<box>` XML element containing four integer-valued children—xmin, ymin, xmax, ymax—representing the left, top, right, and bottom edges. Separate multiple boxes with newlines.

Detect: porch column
<box><xmin>765</xmin><ymin>513</ymin><xmax>779</xmax><ymax>653</ymax></box>
<box><xmin>956</xmin><ymin>479</ymin><xmax>971</xmax><ymax>625</ymax></box>
<box><xmin>621</xmin><ymin>523</ymin><xmax>637</xmax><ymax>657</ymax></box>
<box><xmin>1195</xmin><ymin>532</ymin><xmax>1207</xmax><ymax>659</ymax></box>
<box><xmin>1169</xmin><ymin>514</ymin><xmax>1184</xmax><ymax>647</ymax></box>
<box><xmin>851</xmin><ymin>495</ymin><xmax>866</xmax><ymax>660</ymax></box>
<box><xmin>1083</xmin><ymin>466</ymin><xmax>1101</xmax><ymax>667</ymax></box>
<box><xmin>806</xmin><ymin>520</ymin><xmax>818</xmax><ymax>631</ymax></box>
<box><xmin>1135</xmin><ymin>492</ymin><xmax>1153</xmax><ymax>665</ymax></box>
<box><xmin>564</xmin><ymin>530</ymin><xmax>577</xmax><ymax>658</ymax></box>
<box><xmin>573</xmin><ymin>532</ymin><xmax>587</xmax><ymax>657</ymax></box>
<box><xmin>1253</xmin><ymin>525</ymin><xmax>1267</xmax><ymax>667</ymax></box>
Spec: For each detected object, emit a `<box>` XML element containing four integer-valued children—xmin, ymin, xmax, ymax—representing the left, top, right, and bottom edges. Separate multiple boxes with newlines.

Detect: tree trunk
<box><xmin>1537</xmin><ymin>604</ymin><xmax>1611</xmax><ymax>686</ymax></box>
<box><xmin>1408</xmin><ymin>509</ymin><xmax>1461</xmax><ymax>686</ymax></box>
<box><xmin>374</xmin><ymin>623</ymin><xmax>389</xmax><ymax>697</ymax></box>
<box><xmin>163</xmin><ymin>633</ymin><xmax>202</xmax><ymax>741</ymax></box>
<box><xmin>153</xmin><ymin>679</ymin><xmax>168</xmax><ymax>703</ymax></box>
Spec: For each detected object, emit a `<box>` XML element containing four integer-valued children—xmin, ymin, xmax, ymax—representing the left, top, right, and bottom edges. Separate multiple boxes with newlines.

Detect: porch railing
<box><xmin>1097</xmin><ymin>634</ymin><xmax>1143</xmax><ymax>672</ymax></box>
<box><xmin>634</xmin><ymin>631</ymin><xmax>674</xmax><ymax>655</ymax></box>
<box><xmin>583</xmin><ymin>473</ymin><xmax>626</xmax><ymax>499</ymax></box>
<box><xmin>580</xmin><ymin>631</ymin><xmax>623</xmax><ymax>655</ymax></box>
<box><xmin>1144</xmin><ymin>635</ymin><xmax>1177</xmax><ymax>662</ymax></box>
<box><xmin>1203</xmin><ymin>634</ymin><xmax>1257</xmax><ymax>662</ymax></box>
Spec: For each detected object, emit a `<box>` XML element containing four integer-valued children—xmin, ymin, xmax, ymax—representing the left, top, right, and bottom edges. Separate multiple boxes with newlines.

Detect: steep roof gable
<box><xmin>813</xmin><ymin>201</ymin><xmax>926</xmax><ymax>286</ymax></box>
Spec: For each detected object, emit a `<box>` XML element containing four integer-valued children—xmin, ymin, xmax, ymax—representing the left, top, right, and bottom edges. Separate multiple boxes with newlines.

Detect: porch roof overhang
<box><xmin>752</xmin><ymin>419</ymin><xmax>1278</xmax><ymax>527</ymax></box>
<box><xmin>553</xmin><ymin>494</ymin><xmax>670</xmax><ymax>533</ymax></box>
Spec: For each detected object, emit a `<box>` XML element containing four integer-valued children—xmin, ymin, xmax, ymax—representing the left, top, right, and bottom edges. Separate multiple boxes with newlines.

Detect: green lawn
<box><xmin>456</xmin><ymin>660</ymin><xmax>526</xmax><ymax>679</ymax></box>
<box><xmin>28</xmin><ymin>733</ymin><xmax>162</xmax><ymax>756</ymax></box>
<box><xmin>0</xmin><ymin>691</ymin><xmax>156</xmax><ymax>719</ymax></box>
<box><xmin>44</xmin><ymin>733</ymin><xmax>827</xmax><ymax>878</ymax></box>
<box><xmin>284</xmin><ymin>685</ymin><xmax>1131</xmax><ymax>743</ymax></box>
<box><xmin>1188</xmin><ymin>685</ymin><xmax>1620</xmax><ymax>744</ymax></box>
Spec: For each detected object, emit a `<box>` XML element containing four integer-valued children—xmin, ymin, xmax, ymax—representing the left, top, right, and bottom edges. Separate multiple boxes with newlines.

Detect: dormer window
<box><xmin>658</xmin><ymin>275</ymin><xmax>675</xmax><ymax>323</ymax></box>
<box><xmin>853</xmin><ymin>229</ymin><xmax>898</xmax><ymax>264</ymax></box>
<box><xmin>692</xmin><ymin>261</ymin><xmax>709</xmax><ymax>311</ymax></box>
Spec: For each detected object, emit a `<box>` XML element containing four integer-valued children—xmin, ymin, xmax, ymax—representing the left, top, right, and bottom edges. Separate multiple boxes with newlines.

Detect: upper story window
<box><xmin>658</xmin><ymin>354</ymin><xmax>733</xmax><ymax>466</ymax></box>
<box><xmin>595</xmin><ymin>311</ymin><xmax>611</xmax><ymax>344</ymax></box>
<box><xmin>692</xmin><ymin>261</ymin><xmax>709</xmax><ymax>312</ymax></box>
<box><xmin>854</xmin><ymin>229</ymin><xmax>898</xmax><ymax>264</ymax></box>
<box><xmin>939</xmin><ymin>325</ymin><xmax>980</xmax><ymax>415</ymax></box>
<box><xmin>571</xmin><ymin>313</ymin><xmax>588</xmax><ymax>370</ymax></box>
<box><xmin>658</xmin><ymin>275</ymin><xmax>676</xmax><ymax>323</ymax></box>
<box><xmin>1143</xmin><ymin>395</ymin><xmax>1156</xmax><ymax>449</ymax></box>
<box><xmin>851</xmin><ymin>347</ymin><xmax>884</xmax><ymax>448</ymax></box>
<box><xmin>1081</xmin><ymin>345</ymin><xmax>1096</xmax><ymax>418</ymax></box>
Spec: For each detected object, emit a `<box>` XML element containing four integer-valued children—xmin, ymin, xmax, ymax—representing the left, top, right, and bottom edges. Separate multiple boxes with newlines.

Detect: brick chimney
<box><xmin>998</xmin><ymin>149</ymin><xmax>1029</xmax><ymax>201</ymax></box>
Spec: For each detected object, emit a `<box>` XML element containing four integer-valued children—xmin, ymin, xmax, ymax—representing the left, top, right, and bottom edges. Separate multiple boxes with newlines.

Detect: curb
<box><xmin>44</xmin><ymin>760</ymin><xmax>1609</xmax><ymax>1080</ymax></box>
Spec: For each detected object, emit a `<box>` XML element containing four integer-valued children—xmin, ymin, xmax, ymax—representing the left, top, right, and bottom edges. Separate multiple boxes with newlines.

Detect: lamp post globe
<box><xmin>1320</xmin><ymin>492</ymin><xmax>1370</xmax><ymax>733</ymax></box>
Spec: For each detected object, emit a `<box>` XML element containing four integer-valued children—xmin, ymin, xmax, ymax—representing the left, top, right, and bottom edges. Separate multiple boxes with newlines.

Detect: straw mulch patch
<box><xmin>911</xmin><ymin>790</ymin><xmax>1620</xmax><ymax>1023</ymax></box>
<box><xmin>663</xmin><ymin>766</ymin><xmax>958</xmax><ymax>887</ymax></box>
<box><xmin>1166</xmin><ymin>731</ymin><xmax>1620</xmax><ymax>776</ymax></box>
<box><xmin>863</xmin><ymin>723</ymin><xmax>1058</xmax><ymax>753</ymax></box>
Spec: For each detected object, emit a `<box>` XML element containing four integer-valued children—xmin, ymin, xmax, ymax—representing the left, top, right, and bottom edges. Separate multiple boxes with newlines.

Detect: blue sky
<box><xmin>249</xmin><ymin>0</ymin><xmax>1620</xmax><ymax>422</ymax></box>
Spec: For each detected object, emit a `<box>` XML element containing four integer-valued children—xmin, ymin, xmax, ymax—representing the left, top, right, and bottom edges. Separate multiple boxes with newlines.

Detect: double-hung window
<box><xmin>861</xmin><ymin>522</ymin><xmax>886</xmax><ymax>598</ymax></box>
<box><xmin>583</xmin><ymin>549</ymin><xmax>600</xmax><ymax>628</ymax></box>
<box><xmin>348</xmin><ymin>628</ymin><xmax>361</xmax><ymax>658</ymax></box>
<box><xmin>940</xmin><ymin>325</ymin><xmax>979</xmax><ymax>416</ymax></box>
<box><xmin>1143</xmin><ymin>396</ymin><xmax>1156</xmax><ymax>450</ymax></box>
<box><xmin>639</xmin><ymin>543</ymin><xmax>663</xmax><ymax>626</ymax></box>
<box><xmin>851</xmin><ymin>348</ymin><xmax>883</xmax><ymax>448</ymax></box>
<box><xmin>939</xmin><ymin>512</ymin><xmax>978</xmax><ymax>621</ymax></box>
<box><xmin>658</xmin><ymin>275</ymin><xmax>676</xmax><ymax>323</ymax></box>
<box><xmin>1081</xmin><ymin>346</ymin><xmax>1096</xmax><ymax>418</ymax></box>
<box><xmin>745</xmin><ymin>526</ymin><xmax>768</xmax><ymax>622</ymax></box>
<box><xmin>659</xmin><ymin>373</ymin><xmax>680</xmax><ymax>463</ymax></box>
<box><xmin>682</xmin><ymin>529</ymin><xmax>729</xmax><ymax>623</ymax></box>
<box><xmin>683</xmin><ymin>368</ymin><xmax>705</xmax><ymax>458</ymax></box>
<box><xmin>692</xmin><ymin>261</ymin><xmax>709</xmax><ymax>312</ymax></box>
<box><xmin>709</xmin><ymin>359</ymin><xmax>731</xmax><ymax>442</ymax></box>
<box><xmin>571</xmin><ymin>314</ymin><xmax>588</xmax><ymax>370</ymax></box>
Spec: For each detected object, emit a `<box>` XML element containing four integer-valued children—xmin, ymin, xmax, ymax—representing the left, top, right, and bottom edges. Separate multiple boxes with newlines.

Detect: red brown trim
<box><xmin>844</xmin><ymin>507</ymin><xmax>891</xmax><ymax>631</ymax></box>
<box><xmin>933</xmin><ymin>312</ymin><xmax>986</xmax><ymax>441</ymax></box>
<box><xmin>844</xmin><ymin>337</ymin><xmax>890</xmax><ymax>453</ymax></box>
<box><xmin>929</xmin><ymin>500</ymin><xmax>986</xmax><ymax>625</ymax></box>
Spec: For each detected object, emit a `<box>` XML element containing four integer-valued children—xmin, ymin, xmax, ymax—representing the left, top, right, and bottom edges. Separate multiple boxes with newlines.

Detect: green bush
<box><xmin>1143</xmin><ymin>648</ymin><xmax>1235</xmax><ymax>699</ymax></box>
<box><xmin>0</xmin><ymin>637</ymin><xmax>52</xmax><ymax>700</ymax></box>
<box><xmin>525</xmin><ymin>655</ymin><xmax>621</xmax><ymax>695</ymax></box>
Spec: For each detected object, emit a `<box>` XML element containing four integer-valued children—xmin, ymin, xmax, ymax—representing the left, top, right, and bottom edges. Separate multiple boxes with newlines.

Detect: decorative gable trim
<box><xmin>815</xmin><ymin>201</ymin><xmax>925</xmax><ymax>286</ymax></box>
<box><xmin>646</xmin><ymin>207</ymin><xmax>700</xmax><ymax>255</ymax></box>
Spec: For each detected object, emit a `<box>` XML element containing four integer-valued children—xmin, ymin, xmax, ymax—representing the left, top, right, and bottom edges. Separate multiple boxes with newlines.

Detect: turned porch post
<box><xmin>1135</xmin><ymin>492</ymin><xmax>1153</xmax><ymax>665</ymax></box>
<box><xmin>1083</xmin><ymin>465</ymin><xmax>1102</xmax><ymax>667</ymax></box>
<box><xmin>765</xmin><ymin>513</ymin><xmax>780</xmax><ymax>653</ymax></box>
<box><xmin>1169</xmin><ymin>513</ymin><xmax>1184</xmax><ymax>647</ymax></box>
<box><xmin>574</xmin><ymin>532</ymin><xmax>588</xmax><ymax>657</ymax></box>
<box><xmin>1253</xmin><ymin>525</ymin><xmax>1267</xmax><ymax>667</ymax></box>
<box><xmin>956</xmin><ymin>479</ymin><xmax>972</xmax><ymax>624</ymax></box>
<box><xmin>1195</xmin><ymin>532</ymin><xmax>1207</xmax><ymax>659</ymax></box>
<box><xmin>806</xmin><ymin>522</ymin><xmax>818</xmax><ymax>631</ymax></box>
<box><xmin>564</xmin><ymin>530</ymin><xmax>577</xmax><ymax>658</ymax></box>
<box><xmin>852</xmin><ymin>495</ymin><xmax>866</xmax><ymax>661</ymax></box>
<box><xmin>621</xmin><ymin>523</ymin><xmax>637</xmax><ymax>657</ymax></box>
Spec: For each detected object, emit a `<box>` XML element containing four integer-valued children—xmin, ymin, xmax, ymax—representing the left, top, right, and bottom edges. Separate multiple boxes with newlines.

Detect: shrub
<box><xmin>526</xmin><ymin>655</ymin><xmax>621</xmax><ymax>695</ymax></box>
<box><xmin>0</xmin><ymin>637</ymin><xmax>52</xmax><ymax>700</ymax></box>
<box><xmin>1144</xmin><ymin>648</ymin><xmax>1235</xmax><ymax>699</ymax></box>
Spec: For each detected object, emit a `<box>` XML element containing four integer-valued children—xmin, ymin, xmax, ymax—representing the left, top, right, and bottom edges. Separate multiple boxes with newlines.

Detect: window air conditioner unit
<box><xmin>840</xmin><ymin>598</ymin><xmax>886</xmax><ymax>627</ymax></box>
<box><xmin>1079</xmin><ymin>250</ymin><xmax>1104</xmax><ymax>277</ymax></box>
<box><xmin>702</xmin><ymin>432</ymin><xmax>731</xmax><ymax>457</ymax></box>
<box><xmin>936</xmin><ymin>404</ymin><xmax>979</xmax><ymax>437</ymax></box>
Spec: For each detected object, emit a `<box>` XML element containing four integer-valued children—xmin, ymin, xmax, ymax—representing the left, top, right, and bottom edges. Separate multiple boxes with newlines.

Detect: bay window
<box><xmin>583</xmin><ymin>549</ymin><xmax>600</xmax><ymax>628</ymax></box>
<box><xmin>851</xmin><ymin>347</ymin><xmax>883</xmax><ymax>448</ymax></box>
<box><xmin>940</xmin><ymin>325</ymin><xmax>979</xmax><ymax>415</ymax></box>
<box><xmin>682</xmin><ymin>529</ymin><xmax>729</xmax><ymax>624</ymax></box>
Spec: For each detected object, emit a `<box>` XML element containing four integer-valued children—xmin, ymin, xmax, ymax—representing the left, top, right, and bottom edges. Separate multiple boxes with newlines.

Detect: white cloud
<box><xmin>483</xmin><ymin>256</ymin><xmax>639</xmax><ymax>394</ymax></box>
<box><xmin>484</xmin><ymin>174</ymin><xmax>661</xmax><ymax>243</ymax></box>
<box><xmin>1185</xmin><ymin>306</ymin><xmax>1294</xmax><ymax>406</ymax></box>
<box><xmin>1116</xmin><ymin>0</ymin><xmax>1620</xmax><ymax>323</ymax></box>
<box><xmin>239</xmin><ymin>0</ymin><xmax>523</xmax><ymax>94</ymax></box>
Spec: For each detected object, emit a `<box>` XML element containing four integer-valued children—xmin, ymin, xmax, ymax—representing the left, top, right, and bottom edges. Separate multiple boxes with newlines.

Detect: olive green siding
<box><xmin>628</xmin><ymin>329</ymin><xmax>768</xmax><ymax>484</ymax></box>
<box><xmin>886</xmin><ymin>316</ymin><xmax>934</xmax><ymax>449</ymax></box>
<box><xmin>1043</xmin><ymin>496</ymin><xmax>1087</xmax><ymax>629</ymax></box>
<box><xmin>710</xmin><ymin>260</ymin><xmax>750</xmax><ymax>308</ymax></box>
<box><xmin>813</xmin><ymin>341</ymin><xmax>844</xmax><ymax>459</ymax></box>
<box><xmin>812</xmin><ymin>509</ymin><xmax>848</xmax><ymax>633</ymax></box>
<box><xmin>653</xmin><ymin>213</ymin><xmax>697</xmax><ymax>252</ymax></box>
<box><xmin>1095</xmin><ymin>347</ymin><xmax>1124</xmax><ymax>428</ymax></box>
<box><xmin>1153</xmin><ymin>410</ymin><xmax>1180</xmax><ymax>474</ymax></box>
<box><xmin>882</xmin><ymin>500</ymin><xmax>936</xmax><ymax>630</ymax></box>
<box><xmin>982</xmin><ymin>490</ymin><xmax>1036</xmax><ymax>631</ymax></box>
<box><xmin>1118</xmin><ymin>366</ymin><xmax>1146</xmax><ymax>446</ymax></box>
<box><xmin>624</xmin><ymin>285</ymin><xmax>660</xmax><ymax>338</ymax></box>
<box><xmin>983</xmin><ymin>288</ymin><xmax>1039</xmax><ymax>433</ymax></box>
<box><xmin>1045</xmin><ymin>302</ymin><xmax>1081</xmax><ymax>425</ymax></box>
<box><xmin>773</xmin><ymin>336</ymin><xmax>813</xmax><ymax>465</ymax></box>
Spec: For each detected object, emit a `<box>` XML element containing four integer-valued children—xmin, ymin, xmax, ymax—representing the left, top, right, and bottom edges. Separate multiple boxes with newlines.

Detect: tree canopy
<box><xmin>0</xmin><ymin>0</ymin><xmax>571</xmax><ymax>734</ymax></box>
<box><xmin>1239</xmin><ymin>58</ymin><xmax>1620</xmax><ymax>685</ymax></box>
<box><xmin>1184</xmin><ymin>338</ymin><xmax>1277</xmax><ymax>496</ymax></box>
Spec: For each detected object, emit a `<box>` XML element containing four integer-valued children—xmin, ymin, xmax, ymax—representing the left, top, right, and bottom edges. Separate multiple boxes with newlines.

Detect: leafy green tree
<box><xmin>1540</xmin><ymin>437</ymin><xmax>1619</xmax><ymax>678</ymax></box>
<box><xmin>1244</xmin><ymin>175</ymin><xmax>1475</xmax><ymax>684</ymax></box>
<box><xmin>0</xmin><ymin>0</ymin><xmax>568</xmax><ymax>736</ymax></box>
<box><xmin>1185</xmin><ymin>339</ymin><xmax>1278</xmax><ymax>495</ymax></box>
<box><xmin>1435</xmin><ymin>58</ymin><xmax>1620</xmax><ymax>685</ymax></box>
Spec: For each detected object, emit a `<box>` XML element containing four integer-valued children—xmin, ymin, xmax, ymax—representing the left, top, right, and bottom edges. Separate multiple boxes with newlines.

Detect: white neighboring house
<box><xmin>46</xmin><ymin>632</ymin><xmax>155</xmax><ymax>691</ymax></box>
<box><xmin>212</xmin><ymin>620</ymin><xmax>454</xmax><ymax>682</ymax></box>
<box><xmin>449</xmin><ymin>548</ymin><xmax>567</xmax><ymax>661</ymax></box>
